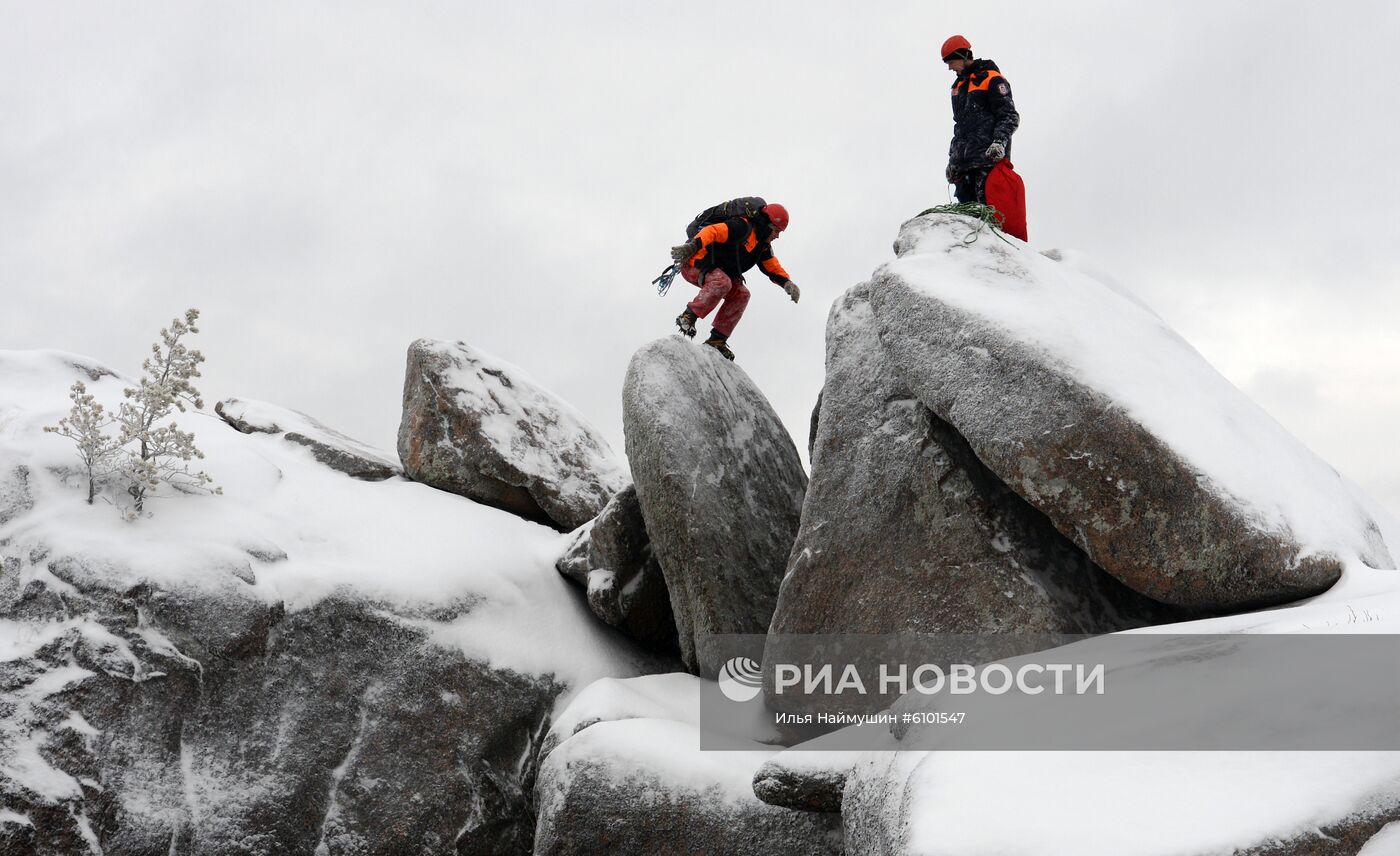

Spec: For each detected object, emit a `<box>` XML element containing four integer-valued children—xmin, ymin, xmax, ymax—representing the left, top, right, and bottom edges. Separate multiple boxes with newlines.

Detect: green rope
<box><xmin>915</xmin><ymin>202</ymin><xmax>1014</xmax><ymax>246</ymax></box>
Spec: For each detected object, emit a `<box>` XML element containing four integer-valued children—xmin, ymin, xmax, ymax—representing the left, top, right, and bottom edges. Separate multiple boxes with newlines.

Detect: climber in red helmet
<box><xmin>942</xmin><ymin>35</ymin><xmax>1020</xmax><ymax>206</ymax></box>
<box><xmin>668</xmin><ymin>199</ymin><xmax>799</xmax><ymax>362</ymax></box>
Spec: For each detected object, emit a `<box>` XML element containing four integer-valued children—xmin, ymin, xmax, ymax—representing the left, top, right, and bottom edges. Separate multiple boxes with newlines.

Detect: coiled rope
<box><xmin>915</xmin><ymin>202</ymin><xmax>1014</xmax><ymax>246</ymax></box>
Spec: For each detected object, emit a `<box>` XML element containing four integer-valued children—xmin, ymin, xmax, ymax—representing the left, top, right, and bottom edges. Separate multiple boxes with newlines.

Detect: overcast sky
<box><xmin>4</xmin><ymin>1</ymin><xmax>1398</xmax><ymax>520</ymax></box>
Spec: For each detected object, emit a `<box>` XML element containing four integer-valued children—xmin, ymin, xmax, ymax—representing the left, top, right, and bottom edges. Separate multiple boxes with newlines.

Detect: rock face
<box><xmin>532</xmin><ymin>675</ymin><xmax>842</xmax><ymax>856</ymax></box>
<box><xmin>398</xmin><ymin>339</ymin><xmax>628</xmax><ymax>531</ymax></box>
<box><xmin>866</xmin><ymin>214</ymin><xmax>1393</xmax><ymax>608</ymax></box>
<box><xmin>215</xmin><ymin>397</ymin><xmax>401</xmax><ymax>481</ymax></box>
<box><xmin>534</xmin><ymin>735</ymin><xmax>842</xmax><ymax>856</ymax></box>
<box><xmin>556</xmin><ymin>485</ymin><xmax>678</xmax><ymax>653</ymax></box>
<box><xmin>0</xmin><ymin>560</ymin><xmax>558</xmax><ymax>856</ymax></box>
<box><xmin>752</xmin><ymin>755</ymin><xmax>850</xmax><ymax>814</ymax></box>
<box><xmin>0</xmin><ymin>465</ymin><xmax>34</xmax><ymax>527</ymax></box>
<box><xmin>0</xmin><ymin>350</ymin><xmax>650</xmax><ymax>856</ymax></box>
<box><xmin>622</xmin><ymin>338</ymin><xmax>807</xmax><ymax>678</ymax></box>
<box><xmin>768</xmin><ymin>283</ymin><xmax>1187</xmax><ymax>652</ymax></box>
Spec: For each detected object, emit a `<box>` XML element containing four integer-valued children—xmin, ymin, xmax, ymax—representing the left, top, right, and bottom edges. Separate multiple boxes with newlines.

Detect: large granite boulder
<box><xmin>867</xmin><ymin>215</ymin><xmax>1393</xmax><ymax>608</ymax></box>
<box><xmin>398</xmin><ymin>339</ymin><xmax>628</xmax><ymax>531</ymax></box>
<box><xmin>533</xmin><ymin>674</ymin><xmax>842</xmax><ymax>856</ymax></box>
<box><xmin>1</xmin><ymin>576</ymin><xmax>557</xmax><ymax>856</ymax></box>
<box><xmin>767</xmin><ymin>283</ymin><xmax>1189</xmax><ymax>650</ymax></box>
<box><xmin>556</xmin><ymin>484</ymin><xmax>678</xmax><ymax>653</ymax></box>
<box><xmin>622</xmin><ymin>338</ymin><xmax>807</xmax><ymax>677</ymax></box>
<box><xmin>215</xmin><ymin>397</ymin><xmax>401</xmax><ymax>481</ymax></box>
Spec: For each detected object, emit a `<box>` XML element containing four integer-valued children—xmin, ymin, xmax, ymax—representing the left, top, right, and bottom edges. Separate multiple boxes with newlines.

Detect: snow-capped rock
<box><xmin>767</xmin><ymin>282</ymin><xmax>1188</xmax><ymax>651</ymax></box>
<box><xmin>214</xmin><ymin>396</ymin><xmax>401</xmax><ymax>481</ymax></box>
<box><xmin>555</xmin><ymin>484</ymin><xmax>677</xmax><ymax>653</ymax></box>
<box><xmin>840</xmin><ymin>701</ymin><xmax>1400</xmax><ymax>856</ymax></box>
<box><xmin>621</xmin><ymin>337</ymin><xmax>807</xmax><ymax>678</ymax></box>
<box><xmin>533</xmin><ymin>674</ymin><xmax>842</xmax><ymax>856</ymax></box>
<box><xmin>0</xmin><ymin>349</ymin><xmax>654</xmax><ymax>855</ymax></box>
<box><xmin>832</xmin><ymin>580</ymin><xmax>1400</xmax><ymax>856</ymax></box>
<box><xmin>397</xmin><ymin>338</ymin><xmax>628</xmax><ymax>531</ymax></box>
<box><xmin>754</xmin><ymin>221</ymin><xmax>1400</xmax><ymax>855</ymax></box>
<box><xmin>869</xmin><ymin>214</ymin><xmax>1394</xmax><ymax>608</ymax></box>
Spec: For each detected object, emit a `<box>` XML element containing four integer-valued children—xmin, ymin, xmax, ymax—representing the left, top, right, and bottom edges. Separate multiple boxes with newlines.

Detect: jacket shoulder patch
<box><xmin>997</xmin><ymin>82</ymin><xmax>1009</xmax><ymax>95</ymax></box>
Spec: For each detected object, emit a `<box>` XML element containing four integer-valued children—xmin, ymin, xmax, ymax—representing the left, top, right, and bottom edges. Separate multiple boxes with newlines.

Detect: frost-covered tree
<box><xmin>44</xmin><ymin>380</ymin><xmax>119</xmax><ymax>504</ymax></box>
<box><xmin>116</xmin><ymin>308</ymin><xmax>217</xmax><ymax>514</ymax></box>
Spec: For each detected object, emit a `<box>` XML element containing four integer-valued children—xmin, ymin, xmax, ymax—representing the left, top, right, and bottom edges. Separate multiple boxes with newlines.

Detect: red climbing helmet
<box><xmin>941</xmin><ymin>34</ymin><xmax>971</xmax><ymax>62</ymax></box>
<box><xmin>762</xmin><ymin>203</ymin><xmax>789</xmax><ymax>232</ymax></box>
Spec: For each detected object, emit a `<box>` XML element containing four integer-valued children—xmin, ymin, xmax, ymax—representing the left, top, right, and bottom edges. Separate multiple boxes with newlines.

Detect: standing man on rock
<box><xmin>943</xmin><ymin>35</ymin><xmax>1020</xmax><ymax>205</ymax></box>
<box><xmin>669</xmin><ymin>201</ymin><xmax>800</xmax><ymax>362</ymax></box>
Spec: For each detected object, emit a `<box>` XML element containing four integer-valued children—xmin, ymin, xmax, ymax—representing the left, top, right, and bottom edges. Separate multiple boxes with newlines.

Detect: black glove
<box><xmin>670</xmin><ymin>239</ymin><xmax>701</xmax><ymax>264</ymax></box>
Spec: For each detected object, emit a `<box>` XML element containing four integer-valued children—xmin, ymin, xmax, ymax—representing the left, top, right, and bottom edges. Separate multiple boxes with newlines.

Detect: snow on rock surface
<box><xmin>622</xmin><ymin>337</ymin><xmax>807</xmax><ymax>678</ymax></box>
<box><xmin>835</xmin><ymin>578</ymin><xmax>1400</xmax><ymax>856</ymax></box>
<box><xmin>766</xmin><ymin>281</ymin><xmax>1192</xmax><ymax>687</ymax></box>
<box><xmin>397</xmin><ymin>338</ymin><xmax>628</xmax><ymax>531</ymax></box>
<box><xmin>1359</xmin><ymin>823</ymin><xmax>1400</xmax><ymax>856</ymax></box>
<box><xmin>870</xmin><ymin>213</ymin><xmax>1394</xmax><ymax>608</ymax></box>
<box><xmin>214</xmin><ymin>396</ymin><xmax>401</xmax><ymax>481</ymax></box>
<box><xmin>843</xmin><ymin>748</ymin><xmax>1400</xmax><ymax>856</ymax></box>
<box><xmin>533</xmin><ymin>673</ymin><xmax>841</xmax><ymax>856</ymax></box>
<box><xmin>0</xmin><ymin>349</ymin><xmax>655</xmax><ymax>855</ymax></box>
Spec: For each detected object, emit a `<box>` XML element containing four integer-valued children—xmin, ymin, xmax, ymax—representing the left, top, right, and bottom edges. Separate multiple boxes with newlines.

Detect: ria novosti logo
<box><xmin>718</xmin><ymin>656</ymin><xmax>763</xmax><ymax>702</ymax></box>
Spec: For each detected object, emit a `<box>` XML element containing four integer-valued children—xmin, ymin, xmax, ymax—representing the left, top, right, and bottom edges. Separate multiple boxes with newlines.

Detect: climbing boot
<box><xmin>675</xmin><ymin>308</ymin><xmax>698</xmax><ymax>339</ymax></box>
<box><xmin>703</xmin><ymin>332</ymin><xmax>735</xmax><ymax>361</ymax></box>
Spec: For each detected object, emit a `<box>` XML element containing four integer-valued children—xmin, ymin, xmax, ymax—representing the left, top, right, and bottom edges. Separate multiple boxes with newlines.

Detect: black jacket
<box><xmin>948</xmin><ymin>58</ymin><xmax>1020</xmax><ymax>172</ymax></box>
<box><xmin>690</xmin><ymin>215</ymin><xmax>790</xmax><ymax>284</ymax></box>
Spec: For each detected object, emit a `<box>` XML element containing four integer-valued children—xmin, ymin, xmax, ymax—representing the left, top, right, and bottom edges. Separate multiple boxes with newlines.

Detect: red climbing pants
<box><xmin>682</xmin><ymin>266</ymin><xmax>750</xmax><ymax>338</ymax></box>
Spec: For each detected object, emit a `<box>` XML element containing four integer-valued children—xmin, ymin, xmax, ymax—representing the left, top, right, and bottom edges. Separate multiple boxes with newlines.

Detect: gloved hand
<box><xmin>945</xmin><ymin>164</ymin><xmax>957</xmax><ymax>183</ymax></box>
<box><xmin>670</xmin><ymin>239</ymin><xmax>701</xmax><ymax>263</ymax></box>
<box><xmin>984</xmin><ymin>141</ymin><xmax>1006</xmax><ymax>162</ymax></box>
<box><xmin>782</xmin><ymin>280</ymin><xmax>801</xmax><ymax>303</ymax></box>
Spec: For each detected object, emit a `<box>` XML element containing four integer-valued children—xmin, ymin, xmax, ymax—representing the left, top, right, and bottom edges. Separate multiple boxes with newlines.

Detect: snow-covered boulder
<box><xmin>555</xmin><ymin>484</ymin><xmax>678</xmax><ymax>653</ymax></box>
<box><xmin>397</xmin><ymin>339</ymin><xmax>628</xmax><ymax>531</ymax></box>
<box><xmin>3</xmin><ymin>593</ymin><xmax>559</xmax><ymax>856</ymax></box>
<box><xmin>832</xmin><ymin>578</ymin><xmax>1400</xmax><ymax>856</ymax></box>
<box><xmin>533</xmin><ymin>674</ymin><xmax>842</xmax><ymax>856</ymax></box>
<box><xmin>841</xmin><ymin>701</ymin><xmax>1400</xmax><ymax>855</ymax></box>
<box><xmin>768</xmin><ymin>282</ymin><xmax>1186</xmax><ymax>649</ymax></box>
<box><xmin>868</xmin><ymin>215</ymin><xmax>1394</xmax><ymax>608</ymax></box>
<box><xmin>215</xmin><ymin>396</ymin><xmax>400</xmax><ymax>481</ymax></box>
<box><xmin>622</xmin><ymin>338</ymin><xmax>807</xmax><ymax>678</ymax></box>
<box><xmin>0</xmin><ymin>350</ymin><xmax>654</xmax><ymax>855</ymax></box>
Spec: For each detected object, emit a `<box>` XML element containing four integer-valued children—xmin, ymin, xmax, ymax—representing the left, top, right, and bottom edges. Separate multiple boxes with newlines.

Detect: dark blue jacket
<box><xmin>948</xmin><ymin>59</ymin><xmax>1020</xmax><ymax>172</ymax></box>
